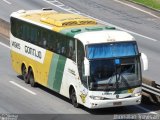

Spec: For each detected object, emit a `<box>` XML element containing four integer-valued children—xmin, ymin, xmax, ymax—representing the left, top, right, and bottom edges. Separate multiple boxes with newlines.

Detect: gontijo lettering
<box><xmin>25</xmin><ymin>46</ymin><xmax>42</xmax><ymax>59</ymax></box>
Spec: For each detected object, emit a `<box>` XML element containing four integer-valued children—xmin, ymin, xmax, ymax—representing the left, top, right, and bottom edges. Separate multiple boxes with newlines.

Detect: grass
<box><xmin>131</xmin><ymin>0</ymin><xmax>160</xmax><ymax>10</ymax></box>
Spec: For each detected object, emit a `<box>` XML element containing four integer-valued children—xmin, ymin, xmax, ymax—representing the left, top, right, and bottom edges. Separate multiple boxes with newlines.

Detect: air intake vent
<box><xmin>40</xmin><ymin>14</ymin><xmax>97</xmax><ymax>27</ymax></box>
<box><xmin>79</xmin><ymin>20</ymin><xmax>96</xmax><ymax>25</ymax></box>
<box><xmin>62</xmin><ymin>21</ymin><xmax>78</xmax><ymax>26</ymax></box>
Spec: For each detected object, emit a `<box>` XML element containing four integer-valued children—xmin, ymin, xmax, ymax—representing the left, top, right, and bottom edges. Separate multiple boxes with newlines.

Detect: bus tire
<box><xmin>28</xmin><ymin>69</ymin><xmax>36</xmax><ymax>87</ymax></box>
<box><xmin>70</xmin><ymin>88</ymin><xmax>79</xmax><ymax>108</ymax></box>
<box><xmin>21</xmin><ymin>65</ymin><xmax>29</xmax><ymax>84</ymax></box>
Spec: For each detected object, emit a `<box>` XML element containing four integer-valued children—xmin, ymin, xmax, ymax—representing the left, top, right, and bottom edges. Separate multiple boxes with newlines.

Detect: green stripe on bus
<box><xmin>48</xmin><ymin>54</ymin><xmax>59</xmax><ymax>89</ymax></box>
<box><xmin>60</xmin><ymin>25</ymin><xmax>110</xmax><ymax>37</ymax></box>
<box><xmin>53</xmin><ymin>55</ymin><xmax>66</xmax><ymax>93</ymax></box>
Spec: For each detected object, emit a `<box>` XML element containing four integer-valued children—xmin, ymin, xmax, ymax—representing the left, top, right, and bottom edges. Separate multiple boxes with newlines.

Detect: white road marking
<box><xmin>10</xmin><ymin>81</ymin><xmax>37</xmax><ymax>95</ymax></box>
<box><xmin>2</xmin><ymin>0</ymin><xmax>11</xmax><ymax>5</ymax></box>
<box><xmin>114</xmin><ymin>0</ymin><xmax>160</xmax><ymax>19</ymax></box>
<box><xmin>43</xmin><ymin>0</ymin><xmax>158</xmax><ymax>42</ymax></box>
<box><xmin>0</xmin><ymin>41</ymin><xmax>10</xmax><ymax>49</ymax></box>
<box><xmin>135</xmin><ymin>105</ymin><xmax>158</xmax><ymax>114</ymax></box>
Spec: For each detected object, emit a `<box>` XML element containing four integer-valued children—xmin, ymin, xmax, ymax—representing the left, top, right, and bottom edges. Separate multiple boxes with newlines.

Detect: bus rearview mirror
<box><xmin>84</xmin><ymin>58</ymin><xmax>90</xmax><ymax>76</ymax></box>
<box><xmin>141</xmin><ymin>53</ymin><xmax>148</xmax><ymax>71</ymax></box>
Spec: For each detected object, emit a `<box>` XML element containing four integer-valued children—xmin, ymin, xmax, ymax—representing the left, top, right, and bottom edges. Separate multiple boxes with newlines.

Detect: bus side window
<box><xmin>48</xmin><ymin>32</ymin><xmax>53</xmax><ymax>51</ymax></box>
<box><xmin>11</xmin><ymin>18</ymin><xmax>16</xmax><ymax>37</ymax></box>
<box><xmin>36</xmin><ymin>30</ymin><xmax>41</xmax><ymax>46</ymax></box>
<box><xmin>22</xmin><ymin>24</ymin><xmax>27</xmax><ymax>41</ymax></box>
<box><xmin>61</xmin><ymin>36</ymin><xmax>67</xmax><ymax>56</ymax></box>
<box><xmin>48</xmin><ymin>31</ymin><xmax>59</xmax><ymax>52</ymax></box>
<box><xmin>68</xmin><ymin>39</ymin><xmax>75</xmax><ymax>61</ymax></box>
<box><xmin>77</xmin><ymin>40</ymin><xmax>86</xmax><ymax>85</ymax></box>
<box><xmin>56</xmin><ymin>41</ymin><xmax>61</xmax><ymax>54</ymax></box>
<box><xmin>25</xmin><ymin>24</ymin><xmax>31</xmax><ymax>42</ymax></box>
<box><xmin>31</xmin><ymin>26</ymin><xmax>37</xmax><ymax>44</ymax></box>
<box><xmin>38</xmin><ymin>29</ymin><xmax>47</xmax><ymax>48</ymax></box>
<box><xmin>17</xmin><ymin>22</ymin><xmax>23</xmax><ymax>39</ymax></box>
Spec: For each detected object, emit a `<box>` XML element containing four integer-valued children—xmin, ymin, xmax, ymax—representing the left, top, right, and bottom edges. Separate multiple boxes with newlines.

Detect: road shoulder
<box><xmin>118</xmin><ymin>0</ymin><xmax>160</xmax><ymax>18</ymax></box>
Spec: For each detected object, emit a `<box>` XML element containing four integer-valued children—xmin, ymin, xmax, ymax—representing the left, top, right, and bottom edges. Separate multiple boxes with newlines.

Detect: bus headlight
<box><xmin>89</xmin><ymin>96</ymin><xmax>105</xmax><ymax>100</ymax></box>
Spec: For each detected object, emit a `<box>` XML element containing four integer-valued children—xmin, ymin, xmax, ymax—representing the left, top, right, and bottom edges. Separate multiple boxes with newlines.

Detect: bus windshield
<box><xmin>89</xmin><ymin>57</ymin><xmax>141</xmax><ymax>91</ymax></box>
<box><xmin>86</xmin><ymin>42</ymin><xmax>141</xmax><ymax>91</ymax></box>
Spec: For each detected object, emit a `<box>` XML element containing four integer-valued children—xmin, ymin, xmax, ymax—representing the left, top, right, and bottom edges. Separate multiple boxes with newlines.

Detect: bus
<box><xmin>10</xmin><ymin>9</ymin><xmax>148</xmax><ymax>109</ymax></box>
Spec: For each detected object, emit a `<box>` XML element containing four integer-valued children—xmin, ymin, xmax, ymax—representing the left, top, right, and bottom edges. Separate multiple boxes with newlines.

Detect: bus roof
<box><xmin>11</xmin><ymin>9</ymin><xmax>97</xmax><ymax>31</ymax></box>
<box><xmin>11</xmin><ymin>9</ymin><xmax>135</xmax><ymax>45</ymax></box>
<box><xmin>74</xmin><ymin>30</ymin><xmax>135</xmax><ymax>45</ymax></box>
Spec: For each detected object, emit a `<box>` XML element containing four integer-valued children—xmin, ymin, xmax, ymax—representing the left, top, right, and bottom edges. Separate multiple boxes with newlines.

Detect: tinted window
<box><xmin>10</xmin><ymin>17</ymin><xmax>76</xmax><ymax>62</ymax></box>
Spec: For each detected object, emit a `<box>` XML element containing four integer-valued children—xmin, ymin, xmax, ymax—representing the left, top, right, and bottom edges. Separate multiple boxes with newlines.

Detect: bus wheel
<box><xmin>70</xmin><ymin>88</ymin><xmax>79</xmax><ymax>108</ymax></box>
<box><xmin>22</xmin><ymin>65</ymin><xmax>29</xmax><ymax>84</ymax></box>
<box><xmin>28</xmin><ymin>69</ymin><xmax>36</xmax><ymax>87</ymax></box>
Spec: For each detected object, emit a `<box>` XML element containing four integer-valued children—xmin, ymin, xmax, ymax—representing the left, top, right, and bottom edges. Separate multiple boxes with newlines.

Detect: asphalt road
<box><xmin>0</xmin><ymin>0</ymin><xmax>160</xmax><ymax>119</ymax></box>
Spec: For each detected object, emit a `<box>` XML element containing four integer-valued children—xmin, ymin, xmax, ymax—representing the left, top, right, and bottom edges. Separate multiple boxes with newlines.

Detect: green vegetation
<box><xmin>131</xmin><ymin>0</ymin><xmax>160</xmax><ymax>10</ymax></box>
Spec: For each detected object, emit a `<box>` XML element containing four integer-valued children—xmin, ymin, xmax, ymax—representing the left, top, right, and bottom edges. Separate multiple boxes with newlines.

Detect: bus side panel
<box><xmin>10</xmin><ymin>49</ymin><xmax>53</xmax><ymax>87</ymax></box>
<box><xmin>10</xmin><ymin>50</ymin><xmax>41</xmax><ymax>83</ymax></box>
<box><xmin>10</xmin><ymin>50</ymin><xmax>22</xmax><ymax>75</ymax></box>
<box><xmin>47</xmin><ymin>54</ymin><xmax>66</xmax><ymax>93</ymax></box>
<box><xmin>59</xmin><ymin>59</ymin><xmax>79</xmax><ymax>98</ymax></box>
<box><xmin>37</xmin><ymin>50</ymin><xmax>53</xmax><ymax>86</ymax></box>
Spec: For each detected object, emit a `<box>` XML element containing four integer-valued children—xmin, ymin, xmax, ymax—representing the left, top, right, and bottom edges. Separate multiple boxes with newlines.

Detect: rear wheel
<box><xmin>21</xmin><ymin>65</ymin><xmax>29</xmax><ymax>84</ymax></box>
<box><xmin>28</xmin><ymin>69</ymin><xmax>36</xmax><ymax>87</ymax></box>
<box><xmin>70</xmin><ymin>88</ymin><xmax>79</xmax><ymax>108</ymax></box>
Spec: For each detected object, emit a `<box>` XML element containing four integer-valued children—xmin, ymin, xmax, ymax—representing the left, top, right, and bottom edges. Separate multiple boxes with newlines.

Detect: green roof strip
<box><xmin>71</xmin><ymin>29</ymin><xmax>82</xmax><ymax>33</ymax></box>
<box><xmin>85</xmin><ymin>27</ymin><xmax>103</xmax><ymax>31</ymax></box>
<box><xmin>60</xmin><ymin>25</ymin><xmax>116</xmax><ymax>37</ymax></box>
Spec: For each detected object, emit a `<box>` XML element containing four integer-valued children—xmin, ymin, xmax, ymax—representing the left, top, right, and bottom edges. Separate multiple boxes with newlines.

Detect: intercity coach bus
<box><xmin>10</xmin><ymin>9</ymin><xmax>148</xmax><ymax>109</ymax></box>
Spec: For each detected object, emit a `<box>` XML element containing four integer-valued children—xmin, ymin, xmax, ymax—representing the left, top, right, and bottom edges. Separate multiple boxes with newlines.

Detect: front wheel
<box><xmin>70</xmin><ymin>89</ymin><xmax>79</xmax><ymax>108</ymax></box>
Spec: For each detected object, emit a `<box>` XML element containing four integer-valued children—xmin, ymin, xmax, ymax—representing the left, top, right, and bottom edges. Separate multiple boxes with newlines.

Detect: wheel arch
<box><xmin>21</xmin><ymin>62</ymin><xmax>27</xmax><ymax>74</ymax></box>
<box><xmin>69</xmin><ymin>84</ymin><xmax>80</xmax><ymax>103</ymax></box>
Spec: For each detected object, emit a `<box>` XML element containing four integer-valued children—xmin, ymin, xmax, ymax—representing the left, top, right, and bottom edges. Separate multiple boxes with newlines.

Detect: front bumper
<box><xmin>86</xmin><ymin>96</ymin><xmax>141</xmax><ymax>109</ymax></box>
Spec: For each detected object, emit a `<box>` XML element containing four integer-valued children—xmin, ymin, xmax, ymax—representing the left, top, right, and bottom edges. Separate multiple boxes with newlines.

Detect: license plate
<box><xmin>113</xmin><ymin>102</ymin><xmax>122</xmax><ymax>106</ymax></box>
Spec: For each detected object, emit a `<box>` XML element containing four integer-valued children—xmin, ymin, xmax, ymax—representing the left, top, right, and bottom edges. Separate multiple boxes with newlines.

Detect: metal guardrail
<box><xmin>0</xmin><ymin>18</ymin><xmax>10</xmax><ymax>38</ymax></box>
<box><xmin>142</xmin><ymin>83</ymin><xmax>160</xmax><ymax>96</ymax></box>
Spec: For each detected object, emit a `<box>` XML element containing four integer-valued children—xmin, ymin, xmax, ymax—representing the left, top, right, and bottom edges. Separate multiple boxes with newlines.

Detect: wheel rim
<box><xmin>29</xmin><ymin>72</ymin><xmax>35</xmax><ymax>87</ymax></box>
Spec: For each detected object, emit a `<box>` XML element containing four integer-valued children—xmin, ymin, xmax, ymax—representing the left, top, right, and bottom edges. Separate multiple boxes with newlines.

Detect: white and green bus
<box><xmin>10</xmin><ymin>9</ymin><xmax>148</xmax><ymax>109</ymax></box>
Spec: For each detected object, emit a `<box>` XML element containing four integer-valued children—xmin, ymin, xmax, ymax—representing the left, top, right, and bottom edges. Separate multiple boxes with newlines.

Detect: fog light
<box><xmin>91</xmin><ymin>103</ymin><xmax>98</xmax><ymax>107</ymax></box>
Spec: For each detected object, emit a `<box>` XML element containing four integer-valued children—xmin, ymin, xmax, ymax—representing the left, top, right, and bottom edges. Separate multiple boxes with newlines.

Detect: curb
<box><xmin>124</xmin><ymin>0</ymin><xmax>160</xmax><ymax>13</ymax></box>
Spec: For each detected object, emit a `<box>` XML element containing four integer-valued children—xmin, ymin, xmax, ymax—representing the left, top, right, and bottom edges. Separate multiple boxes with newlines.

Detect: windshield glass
<box><xmin>86</xmin><ymin>42</ymin><xmax>138</xmax><ymax>59</ymax></box>
<box><xmin>89</xmin><ymin>57</ymin><xmax>141</xmax><ymax>91</ymax></box>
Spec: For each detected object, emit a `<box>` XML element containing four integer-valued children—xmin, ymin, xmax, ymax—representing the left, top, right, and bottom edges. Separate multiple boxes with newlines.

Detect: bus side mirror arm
<box><xmin>140</xmin><ymin>53</ymin><xmax>148</xmax><ymax>71</ymax></box>
<box><xmin>84</xmin><ymin>57</ymin><xmax>90</xmax><ymax>76</ymax></box>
